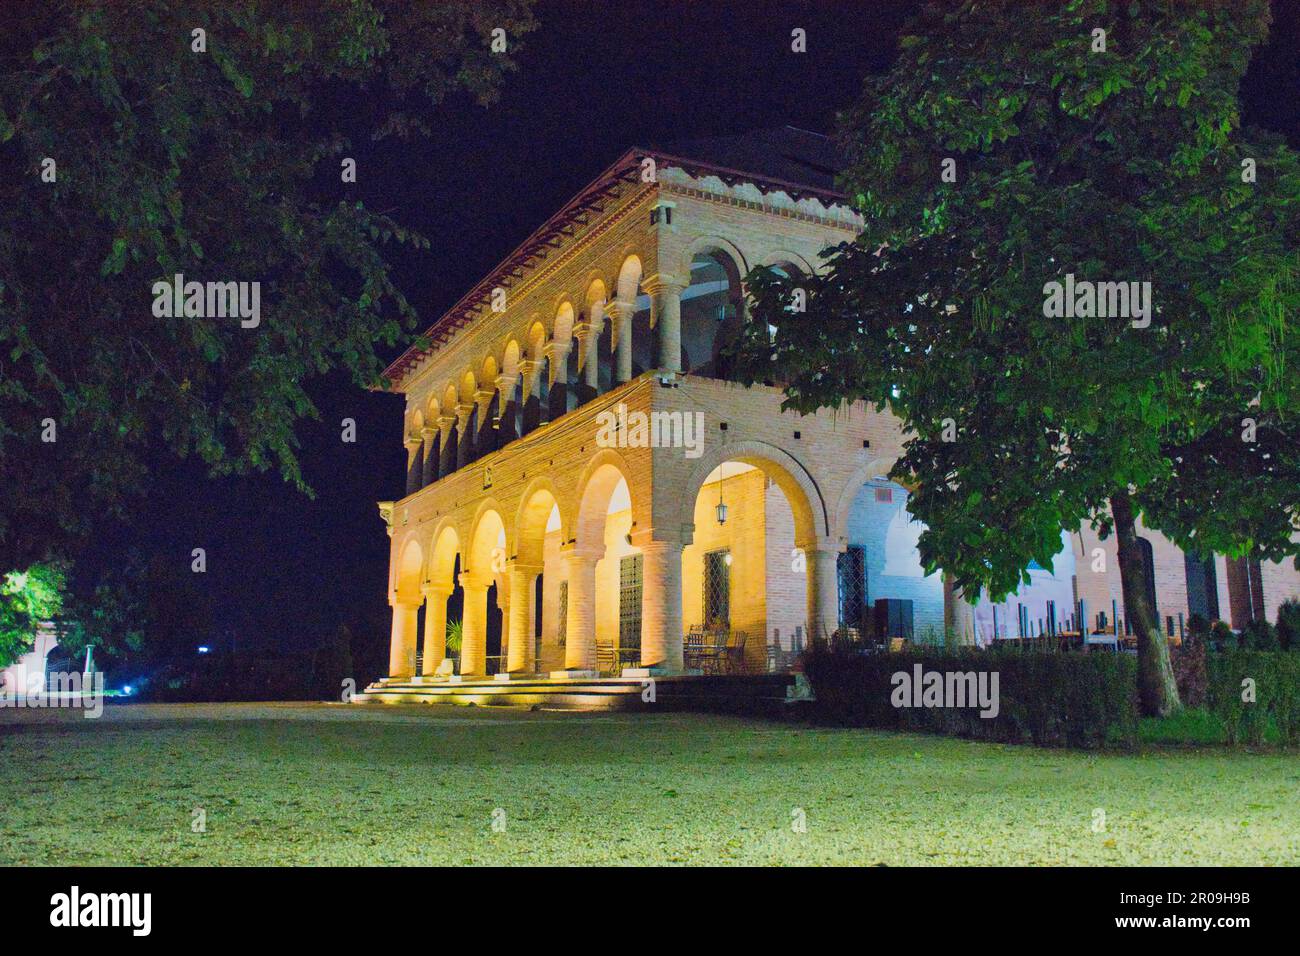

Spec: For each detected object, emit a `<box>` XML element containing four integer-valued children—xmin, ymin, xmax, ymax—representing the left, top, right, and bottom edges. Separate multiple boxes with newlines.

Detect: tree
<box><xmin>0</xmin><ymin>1</ymin><xmax>536</xmax><ymax>573</ymax></box>
<box><xmin>0</xmin><ymin>562</ymin><xmax>67</xmax><ymax>668</ymax></box>
<box><xmin>734</xmin><ymin>0</ymin><xmax>1299</xmax><ymax>716</ymax></box>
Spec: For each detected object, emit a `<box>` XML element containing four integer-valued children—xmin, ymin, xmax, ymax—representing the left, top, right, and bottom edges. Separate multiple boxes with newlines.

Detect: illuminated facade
<box><xmin>374</xmin><ymin>129</ymin><xmax>1300</xmax><ymax>684</ymax></box>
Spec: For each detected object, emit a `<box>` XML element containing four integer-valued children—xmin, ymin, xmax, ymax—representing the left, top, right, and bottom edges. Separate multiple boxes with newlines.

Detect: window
<box><xmin>703</xmin><ymin>549</ymin><xmax>731</xmax><ymax>628</ymax></box>
<box><xmin>874</xmin><ymin>487</ymin><xmax>892</xmax><ymax>504</ymax></box>
<box><xmin>619</xmin><ymin>554</ymin><xmax>643</xmax><ymax>651</ymax></box>
<box><xmin>838</xmin><ymin>547</ymin><xmax>867</xmax><ymax>633</ymax></box>
<box><xmin>556</xmin><ymin>580</ymin><xmax>568</xmax><ymax>645</ymax></box>
<box><xmin>1184</xmin><ymin>553</ymin><xmax>1220</xmax><ymax>621</ymax></box>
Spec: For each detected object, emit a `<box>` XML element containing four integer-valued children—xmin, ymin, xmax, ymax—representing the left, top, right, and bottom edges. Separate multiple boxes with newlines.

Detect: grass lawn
<box><xmin>2</xmin><ymin>702</ymin><xmax>1297</xmax><ymax>865</ymax></box>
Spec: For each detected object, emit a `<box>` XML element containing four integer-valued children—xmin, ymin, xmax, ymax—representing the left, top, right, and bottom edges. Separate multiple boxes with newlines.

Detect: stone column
<box><xmin>387</xmin><ymin>599</ymin><xmax>419</xmax><ymax>678</ymax></box>
<box><xmin>420</xmin><ymin>584</ymin><xmax>451</xmax><ymax>676</ymax></box>
<box><xmin>403</xmin><ymin>437</ymin><xmax>422</xmax><ymax>497</ymax></box>
<box><xmin>943</xmin><ymin>573</ymin><xmax>978</xmax><ymax>644</ymax></box>
<box><xmin>639</xmin><ymin>539</ymin><xmax>685</xmax><ymax>671</ymax></box>
<box><xmin>518</xmin><ymin>359</ymin><xmax>542</xmax><ymax>435</ymax></box>
<box><xmin>436</xmin><ymin>414</ymin><xmax>456</xmax><ymax>480</ymax></box>
<box><xmin>544</xmin><ymin>339</ymin><xmax>572</xmax><ymax>421</ymax></box>
<box><xmin>609</xmin><ymin>299</ymin><xmax>635</xmax><ymax>383</ymax></box>
<box><xmin>579</xmin><ymin>300</ymin><xmax>605</xmax><ymax>391</ymax></box>
<box><xmin>459</xmin><ymin>571</ymin><xmax>489</xmax><ymax>678</ymax></box>
<box><xmin>420</xmin><ymin>426</ymin><xmax>438</xmax><ymax>488</ymax></box>
<box><xmin>506</xmin><ymin>562</ymin><xmax>542</xmax><ymax>673</ymax></box>
<box><xmin>454</xmin><ymin>402</ymin><xmax>474</xmax><ymax>471</ymax></box>
<box><xmin>495</xmin><ymin>372</ymin><xmax>519</xmax><ymax>445</ymax></box>
<box><xmin>474</xmin><ymin>387</ymin><xmax>497</xmax><ymax>457</ymax></box>
<box><xmin>561</xmin><ymin>546</ymin><xmax>600</xmax><ymax>672</ymax></box>
<box><xmin>806</xmin><ymin>545</ymin><xmax>842</xmax><ymax>642</ymax></box>
<box><xmin>643</xmin><ymin>274</ymin><xmax>687</xmax><ymax>375</ymax></box>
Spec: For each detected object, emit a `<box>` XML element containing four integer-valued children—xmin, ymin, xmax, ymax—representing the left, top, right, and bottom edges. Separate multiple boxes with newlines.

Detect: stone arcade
<box><xmin>360</xmin><ymin>129</ymin><xmax>1300</xmax><ymax>705</ymax></box>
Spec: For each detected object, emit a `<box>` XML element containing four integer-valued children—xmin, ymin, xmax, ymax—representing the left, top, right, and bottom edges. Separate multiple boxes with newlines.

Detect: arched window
<box><xmin>680</xmin><ymin>252</ymin><xmax>744</xmax><ymax>380</ymax></box>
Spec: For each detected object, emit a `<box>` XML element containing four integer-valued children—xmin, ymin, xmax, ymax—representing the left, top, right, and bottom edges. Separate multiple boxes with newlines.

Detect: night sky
<box><xmin>81</xmin><ymin>0</ymin><xmax>1300</xmax><ymax>681</ymax></box>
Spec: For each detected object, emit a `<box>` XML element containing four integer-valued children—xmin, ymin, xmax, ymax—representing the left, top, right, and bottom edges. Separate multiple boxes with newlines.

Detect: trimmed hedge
<box><xmin>1207</xmin><ymin>651</ymin><xmax>1300</xmax><ymax>746</ymax></box>
<box><xmin>804</xmin><ymin>646</ymin><xmax>1138</xmax><ymax>749</ymax></box>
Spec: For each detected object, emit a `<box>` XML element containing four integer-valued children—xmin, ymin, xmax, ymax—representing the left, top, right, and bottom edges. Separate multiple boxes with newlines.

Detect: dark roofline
<box><xmin>379</xmin><ymin>146</ymin><xmax>850</xmax><ymax>391</ymax></box>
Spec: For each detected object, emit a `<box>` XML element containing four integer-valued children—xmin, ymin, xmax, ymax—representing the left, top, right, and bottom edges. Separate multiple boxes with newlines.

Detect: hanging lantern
<box><xmin>716</xmin><ymin>469</ymin><xmax>728</xmax><ymax>525</ymax></box>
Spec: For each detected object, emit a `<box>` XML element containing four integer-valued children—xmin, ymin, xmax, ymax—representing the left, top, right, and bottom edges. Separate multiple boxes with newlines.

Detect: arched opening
<box><xmin>841</xmin><ymin>478</ymin><xmax>944</xmax><ymax>644</ymax></box>
<box><xmin>389</xmin><ymin>538</ymin><xmax>425</xmax><ymax>677</ymax></box>
<box><xmin>439</xmin><ymin>384</ymin><xmax>459</xmax><ymax>475</ymax></box>
<box><xmin>462</xmin><ymin>509</ymin><xmax>507</xmax><ymax>676</ymax></box>
<box><xmin>682</xmin><ymin>456</ymin><xmax>819</xmax><ymax>672</ymax></box>
<box><xmin>680</xmin><ymin>250</ymin><xmax>744</xmax><ymax>380</ymax></box>
<box><xmin>567</xmin><ymin>462</ymin><xmax>641</xmax><ymax>674</ymax></box>
<box><xmin>515</xmin><ymin>486</ymin><xmax>563</xmax><ymax>674</ymax></box>
<box><xmin>421</xmin><ymin>525</ymin><xmax>460</xmax><ymax>676</ymax></box>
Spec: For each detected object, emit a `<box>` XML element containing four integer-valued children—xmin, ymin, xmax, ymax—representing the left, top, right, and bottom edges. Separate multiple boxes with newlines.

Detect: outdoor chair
<box><xmin>725</xmin><ymin>630</ymin><xmax>748</xmax><ymax>674</ymax></box>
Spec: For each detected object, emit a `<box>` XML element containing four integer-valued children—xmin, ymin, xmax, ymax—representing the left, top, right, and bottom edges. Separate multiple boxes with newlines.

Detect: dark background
<box><xmin>78</xmin><ymin>0</ymin><xmax>1300</xmax><ymax>683</ymax></box>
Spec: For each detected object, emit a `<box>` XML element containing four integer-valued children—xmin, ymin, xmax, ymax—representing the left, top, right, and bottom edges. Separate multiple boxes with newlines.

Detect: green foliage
<box><xmin>734</xmin><ymin>0</ymin><xmax>1299</xmax><ymax>716</ymax></box>
<box><xmin>1207</xmin><ymin>650</ymin><xmax>1300</xmax><ymax>746</ymax></box>
<box><xmin>1241</xmin><ymin>618</ymin><xmax>1280</xmax><ymax>651</ymax></box>
<box><xmin>1276</xmin><ymin>599</ymin><xmax>1300</xmax><ymax>650</ymax></box>
<box><xmin>57</xmin><ymin>550</ymin><xmax>209</xmax><ymax>667</ymax></box>
<box><xmin>0</xmin><ymin>561</ymin><xmax>67</xmax><ymax>668</ymax></box>
<box><xmin>445</xmin><ymin>618</ymin><xmax>463</xmax><ymax>657</ymax></box>
<box><xmin>0</xmin><ymin>1</ymin><xmax>537</xmax><ymax>572</ymax></box>
<box><xmin>803</xmin><ymin>645</ymin><xmax>1138</xmax><ymax>749</ymax></box>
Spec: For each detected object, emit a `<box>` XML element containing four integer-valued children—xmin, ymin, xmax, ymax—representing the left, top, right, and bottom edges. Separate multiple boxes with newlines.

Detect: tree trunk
<box><xmin>1111</xmin><ymin>490</ymin><xmax>1181</xmax><ymax>717</ymax></box>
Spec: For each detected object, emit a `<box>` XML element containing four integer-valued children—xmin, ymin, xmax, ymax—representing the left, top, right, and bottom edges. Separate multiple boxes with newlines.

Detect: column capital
<box><xmin>606</xmin><ymin>297</ymin><xmax>636</xmax><ymax>317</ymax></box>
<box><xmin>454</xmin><ymin>403</ymin><xmax>474</xmax><ymax>429</ymax></box>
<box><xmin>629</xmin><ymin>528</ymin><xmax>685</xmax><ymax>551</ymax></box>
<box><xmin>494</xmin><ymin>372</ymin><xmax>518</xmax><ymax>395</ymax></box>
<box><xmin>473</xmin><ymin>387</ymin><xmax>496</xmax><ymax>410</ymax></box>
<box><xmin>641</xmin><ymin>272</ymin><xmax>688</xmax><ymax>296</ymax></box>
<box><xmin>421</xmin><ymin>582</ymin><xmax>453</xmax><ymax>600</ymax></box>
<box><xmin>403</xmin><ymin>435</ymin><xmax>423</xmax><ymax>452</ymax></box>
<box><xmin>419</xmin><ymin>425</ymin><xmax>438</xmax><ymax>442</ymax></box>
<box><xmin>507</xmin><ymin>559</ymin><xmax>545</xmax><ymax>576</ymax></box>
<box><xmin>800</xmin><ymin>537</ymin><xmax>844</xmax><ymax>556</ymax></box>
<box><xmin>458</xmin><ymin>570</ymin><xmax>490</xmax><ymax>591</ymax></box>
<box><xmin>543</xmin><ymin>339</ymin><xmax>571</xmax><ymax>362</ymax></box>
<box><xmin>436</xmin><ymin>414</ymin><xmax>457</xmax><ymax>434</ymax></box>
<box><xmin>559</xmin><ymin>542</ymin><xmax>604</xmax><ymax>563</ymax></box>
<box><xmin>377</xmin><ymin>500</ymin><xmax>395</xmax><ymax>537</ymax></box>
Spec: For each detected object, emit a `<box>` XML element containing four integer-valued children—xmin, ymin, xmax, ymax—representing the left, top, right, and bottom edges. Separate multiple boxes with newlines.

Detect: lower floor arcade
<box><xmin>382</xmin><ymin>377</ymin><xmax>1300</xmax><ymax>680</ymax></box>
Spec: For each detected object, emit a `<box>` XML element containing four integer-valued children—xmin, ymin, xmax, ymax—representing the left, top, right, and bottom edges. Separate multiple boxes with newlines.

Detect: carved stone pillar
<box><xmin>420</xmin><ymin>583</ymin><xmax>451</xmax><ymax>676</ymax></box>
<box><xmin>419</xmin><ymin>426</ymin><xmax>438</xmax><ymax>488</ymax></box>
<box><xmin>403</xmin><ymin>437</ymin><xmax>422</xmax><ymax>497</ymax></box>
<box><xmin>495</xmin><ymin>372</ymin><xmax>519</xmax><ymax>446</ymax></box>
<box><xmin>643</xmin><ymin>274</ymin><xmax>687</xmax><ymax>375</ymax></box>
<box><xmin>608</xmin><ymin>299</ymin><xmax>635</xmax><ymax>383</ymax></box>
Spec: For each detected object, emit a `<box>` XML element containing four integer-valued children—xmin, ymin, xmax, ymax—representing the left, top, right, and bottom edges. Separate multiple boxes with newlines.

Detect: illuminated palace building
<box><xmin>368</xmin><ymin>129</ymin><xmax>1300</xmax><ymax>695</ymax></box>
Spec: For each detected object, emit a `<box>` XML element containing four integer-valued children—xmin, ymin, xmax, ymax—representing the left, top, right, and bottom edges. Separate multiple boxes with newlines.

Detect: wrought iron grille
<box><xmin>703</xmin><ymin>549</ymin><xmax>730</xmax><ymax>629</ymax></box>
<box><xmin>556</xmin><ymin>580</ymin><xmax>568</xmax><ymax>645</ymax></box>
<box><xmin>619</xmin><ymin>554</ymin><xmax>643</xmax><ymax>651</ymax></box>
<box><xmin>837</xmin><ymin>546</ymin><xmax>867</xmax><ymax>634</ymax></box>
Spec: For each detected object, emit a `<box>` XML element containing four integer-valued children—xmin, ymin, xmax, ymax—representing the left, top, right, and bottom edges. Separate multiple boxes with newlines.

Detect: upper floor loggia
<box><xmin>379</xmin><ymin>127</ymin><xmax>864</xmax><ymax>499</ymax></box>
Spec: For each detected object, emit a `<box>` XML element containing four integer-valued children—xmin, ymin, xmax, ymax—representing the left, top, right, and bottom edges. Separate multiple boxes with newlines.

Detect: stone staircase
<box><xmin>354</xmin><ymin>672</ymin><xmax>807</xmax><ymax>714</ymax></box>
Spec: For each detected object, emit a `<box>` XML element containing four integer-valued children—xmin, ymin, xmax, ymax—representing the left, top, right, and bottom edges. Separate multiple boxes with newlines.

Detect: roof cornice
<box><xmin>379</xmin><ymin>147</ymin><xmax>851</xmax><ymax>392</ymax></box>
